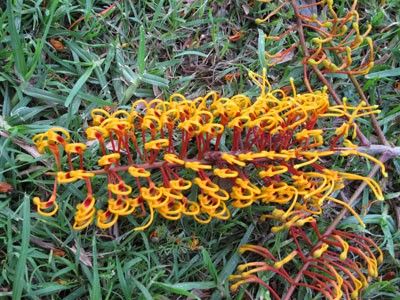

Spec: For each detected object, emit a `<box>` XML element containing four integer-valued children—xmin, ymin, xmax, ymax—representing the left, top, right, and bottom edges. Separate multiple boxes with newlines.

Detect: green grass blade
<box><xmin>365</xmin><ymin>67</ymin><xmax>400</xmax><ymax>79</ymax></box>
<box><xmin>141</xmin><ymin>73</ymin><xmax>169</xmax><ymax>88</ymax></box>
<box><xmin>26</xmin><ymin>0</ymin><xmax>59</xmax><ymax>81</ymax></box>
<box><xmin>258</xmin><ymin>29</ymin><xmax>267</xmax><ymax>70</ymax></box>
<box><xmin>218</xmin><ymin>224</ymin><xmax>254</xmax><ymax>281</ymax></box>
<box><xmin>65</xmin><ymin>64</ymin><xmax>97</xmax><ymax>107</ymax></box>
<box><xmin>201</xmin><ymin>247</ymin><xmax>219</xmax><ymax>284</ymax></box>
<box><xmin>116</xmin><ymin>257</ymin><xmax>131</xmax><ymax>299</ymax></box>
<box><xmin>91</xmin><ymin>235</ymin><xmax>101</xmax><ymax>300</ymax></box>
<box><xmin>138</xmin><ymin>25</ymin><xmax>146</xmax><ymax>74</ymax></box>
<box><xmin>153</xmin><ymin>282</ymin><xmax>206</xmax><ymax>300</ymax></box>
<box><xmin>12</xmin><ymin>195</ymin><xmax>31</xmax><ymax>300</ymax></box>
<box><xmin>22</xmin><ymin>86</ymin><xmax>65</xmax><ymax>105</ymax></box>
<box><xmin>6</xmin><ymin>0</ymin><xmax>27</xmax><ymax>79</ymax></box>
<box><xmin>132</xmin><ymin>277</ymin><xmax>152</xmax><ymax>300</ymax></box>
<box><xmin>172</xmin><ymin>281</ymin><xmax>217</xmax><ymax>290</ymax></box>
<box><xmin>174</xmin><ymin>50</ymin><xmax>208</xmax><ymax>58</ymax></box>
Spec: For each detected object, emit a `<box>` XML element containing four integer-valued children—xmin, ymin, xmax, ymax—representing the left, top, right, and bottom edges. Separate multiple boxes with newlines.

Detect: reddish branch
<box><xmin>280</xmin><ymin>2</ymin><xmax>393</xmax><ymax>298</ymax></box>
<box><xmin>44</xmin><ymin>145</ymin><xmax>400</xmax><ymax>176</ymax></box>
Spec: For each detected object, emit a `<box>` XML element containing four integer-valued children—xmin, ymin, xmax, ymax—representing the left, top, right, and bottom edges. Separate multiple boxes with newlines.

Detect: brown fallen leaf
<box><xmin>0</xmin><ymin>182</ymin><xmax>12</xmax><ymax>193</ymax></box>
<box><xmin>69</xmin><ymin>1</ymin><xmax>120</xmax><ymax>30</ymax></box>
<box><xmin>50</xmin><ymin>38</ymin><xmax>65</xmax><ymax>52</ymax></box>
<box><xmin>228</xmin><ymin>31</ymin><xmax>243</xmax><ymax>42</ymax></box>
<box><xmin>53</xmin><ymin>248</ymin><xmax>66</xmax><ymax>257</ymax></box>
<box><xmin>267</xmin><ymin>45</ymin><xmax>296</xmax><ymax>65</ymax></box>
<box><xmin>394</xmin><ymin>80</ymin><xmax>400</xmax><ymax>91</ymax></box>
<box><xmin>224</xmin><ymin>72</ymin><xmax>241</xmax><ymax>82</ymax></box>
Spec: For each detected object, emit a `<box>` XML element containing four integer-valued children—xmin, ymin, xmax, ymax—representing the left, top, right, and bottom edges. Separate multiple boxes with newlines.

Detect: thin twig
<box><xmin>348</xmin><ymin>74</ymin><xmax>390</xmax><ymax>146</ymax></box>
<box><xmin>68</xmin><ymin>1</ymin><xmax>120</xmax><ymax>30</ymax></box>
<box><xmin>282</xmin><ymin>2</ymin><xmax>392</xmax><ymax>298</ymax></box>
<box><xmin>324</xmin><ymin>153</ymin><xmax>391</xmax><ymax>235</ymax></box>
<box><xmin>282</xmin><ymin>153</ymin><xmax>390</xmax><ymax>300</ymax></box>
<box><xmin>289</xmin><ymin>0</ymin><xmax>371</xmax><ymax>146</ymax></box>
<box><xmin>44</xmin><ymin>145</ymin><xmax>400</xmax><ymax>176</ymax></box>
<box><xmin>0</xmin><ymin>129</ymin><xmax>52</xmax><ymax>168</ymax></box>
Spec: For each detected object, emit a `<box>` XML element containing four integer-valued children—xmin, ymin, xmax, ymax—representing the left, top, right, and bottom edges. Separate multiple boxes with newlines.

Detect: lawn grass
<box><xmin>1</xmin><ymin>0</ymin><xmax>400</xmax><ymax>299</ymax></box>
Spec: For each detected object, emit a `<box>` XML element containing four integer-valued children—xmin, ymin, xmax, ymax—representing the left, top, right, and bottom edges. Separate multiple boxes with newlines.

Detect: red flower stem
<box><xmin>244</xmin><ymin>129</ymin><xmax>252</xmax><ymax>149</ymax></box>
<box><xmin>167</xmin><ymin>125</ymin><xmax>173</xmax><ymax>152</ymax></box>
<box><xmin>111</xmin><ymin>170</ymin><xmax>123</xmax><ymax>181</ymax></box>
<box><xmin>85</xmin><ymin>178</ymin><xmax>93</xmax><ymax>195</ymax></box>
<box><xmin>141</xmin><ymin>130</ymin><xmax>148</xmax><ymax>161</ymax></box>
<box><xmin>117</xmin><ymin>135</ymin><xmax>122</xmax><ymax>152</ymax></box>
<box><xmin>241</xmin><ymin>245</ymin><xmax>277</xmax><ymax>261</ymax></box>
<box><xmin>129</xmin><ymin>133</ymin><xmax>144</xmax><ymax>161</ymax></box>
<box><xmin>49</xmin><ymin>145</ymin><xmax>61</xmax><ymax>170</ymax></box>
<box><xmin>334</xmin><ymin>230</ymin><xmax>380</xmax><ymax>250</ymax></box>
<box><xmin>302</xmin><ymin>270</ymin><xmax>335</xmax><ymax>297</ymax></box>
<box><xmin>50</xmin><ymin>180</ymin><xmax>57</xmax><ymax>202</ymax></box>
<box><xmin>79</xmin><ymin>152</ymin><xmax>84</xmax><ymax>170</ymax></box>
<box><xmin>98</xmin><ymin>137</ymin><xmax>107</xmax><ymax>155</ymax></box>
<box><xmin>135</xmin><ymin>177</ymin><xmax>141</xmax><ymax>190</ymax></box>
<box><xmin>261</xmin><ymin>265</ymin><xmax>294</xmax><ymax>283</ymax></box>
<box><xmin>123</xmin><ymin>137</ymin><xmax>133</xmax><ymax>164</ymax></box>
<box><xmin>180</xmin><ymin>130</ymin><xmax>189</xmax><ymax>158</ymax></box>
<box><xmin>160</xmin><ymin>167</ymin><xmax>170</xmax><ymax>186</ymax></box>
<box><xmin>151</xmin><ymin>128</ymin><xmax>156</xmax><ymax>141</ymax></box>
<box><xmin>67</xmin><ymin>153</ymin><xmax>73</xmax><ymax>170</ymax></box>
<box><xmin>332</xmin><ymin>232</ymin><xmax>379</xmax><ymax>260</ymax></box>
<box><xmin>282</xmin><ymin>154</ymin><xmax>389</xmax><ymax>300</ymax></box>
<box><xmin>214</xmin><ymin>133</ymin><xmax>222</xmax><ymax>151</ymax></box>
<box><xmin>196</xmin><ymin>137</ymin><xmax>202</xmax><ymax>159</ymax></box>
<box><xmin>109</xmin><ymin>133</ymin><xmax>116</xmax><ymax>152</ymax></box>
<box><xmin>329</xmin><ymin>260</ymin><xmax>358</xmax><ymax>293</ymax></box>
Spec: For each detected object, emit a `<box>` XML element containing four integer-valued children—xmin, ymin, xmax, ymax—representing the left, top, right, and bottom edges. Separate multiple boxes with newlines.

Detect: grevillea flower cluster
<box><xmin>258</xmin><ymin>0</ymin><xmax>374</xmax><ymax>76</ymax></box>
<box><xmin>230</xmin><ymin>221</ymin><xmax>383</xmax><ymax>300</ymax></box>
<box><xmin>32</xmin><ymin>70</ymin><xmax>386</xmax><ymax>233</ymax></box>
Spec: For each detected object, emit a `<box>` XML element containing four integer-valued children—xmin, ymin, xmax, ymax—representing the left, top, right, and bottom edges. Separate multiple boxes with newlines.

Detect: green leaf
<box><xmin>153</xmin><ymin>283</ymin><xmax>200</xmax><ymax>299</ymax></box>
<box><xmin>141</xmin><ymin>73</ymin><xmax>169</xmax><ymax>87</ymax></box>
<box><xmin>154</xmin><ymin>282</ymin><xmax>217</xmax><ymax>299</ymax></box>
<box><xmin>116</xmin><ymin>258</ymin><xmax>131</xmax><ymax>299</ymax></box>
<box><xmin>218</xmin><ymin>224</ymin><xmax>254</xmax><ymax>282</ymax></box>
<box><xmin>174</xmin><ymin>50</ymin><xmax>208</xmax><ymax>58</ymax></box>
<box><xmin>6</xmin><ymin>0</ymin><xmax>26</xmax><ymax>78</ymax></box>
<box><xmin>30</xmin><ymin>284</ymin><xmax>73</xmax><ymax>297</ymax></box>
<box><xmin>365</xmin><ymin>67</ymin><xmax>400</xmax><ymax>79</ymax></box>
<box><xmin>381</xmin><ymin>217</ymin><xmax>395</xmax><ymax>257</ymax></box>
<box><xmin>172</xmin><ymin>281</ymin><xmax>217</xmax><ymax>290</ymax></box>
<box><xmin>258</xmin><ymin>29</ymin><xmax>267</xmax><ymax>70</ymax></box>
<box><xmin>201</xmin><ymin>248</ymin><xmax>219</xmax><ymax>284</ymax></box>
<box><xmin>22</xmin><ymin>86</ymin><xmax>65</xmax><ymax>105</ymax></box>
<box><xmin>26</xmin><ymin>0</ymin><xmax>59</xmax><ymax>80</ymax></box>
<box><xmin>138</xmin><ymin>25</ymin><xmax>146</xmax><ymax>74</ymax></box>
<box><xmin>11</xmin><ymin>106</ymin><xmax>49</xmax><ymax>122</ymax></box>
<box><xmin>132</xmin><ymin>277</ymin><xmax>152</xmax><ymax>300</ymax></box>
<box><xmin>65</xmin><ymin>63</ymin><xmax>97</xmax><ymax>107</ymax></box>
<box><xmin>12</xmin><ymin>195</ymin><xmax>31</xmax><ymax>300</ymax></box>
<box><xmin>91</xmin><ymin>235</ymin><xmax>101</xmax><ymax>300</ymax></box>
<box><xmin>210</xmin><ymin>224</ymin><xmax>255</xmax><ymax>300</ymax></box>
